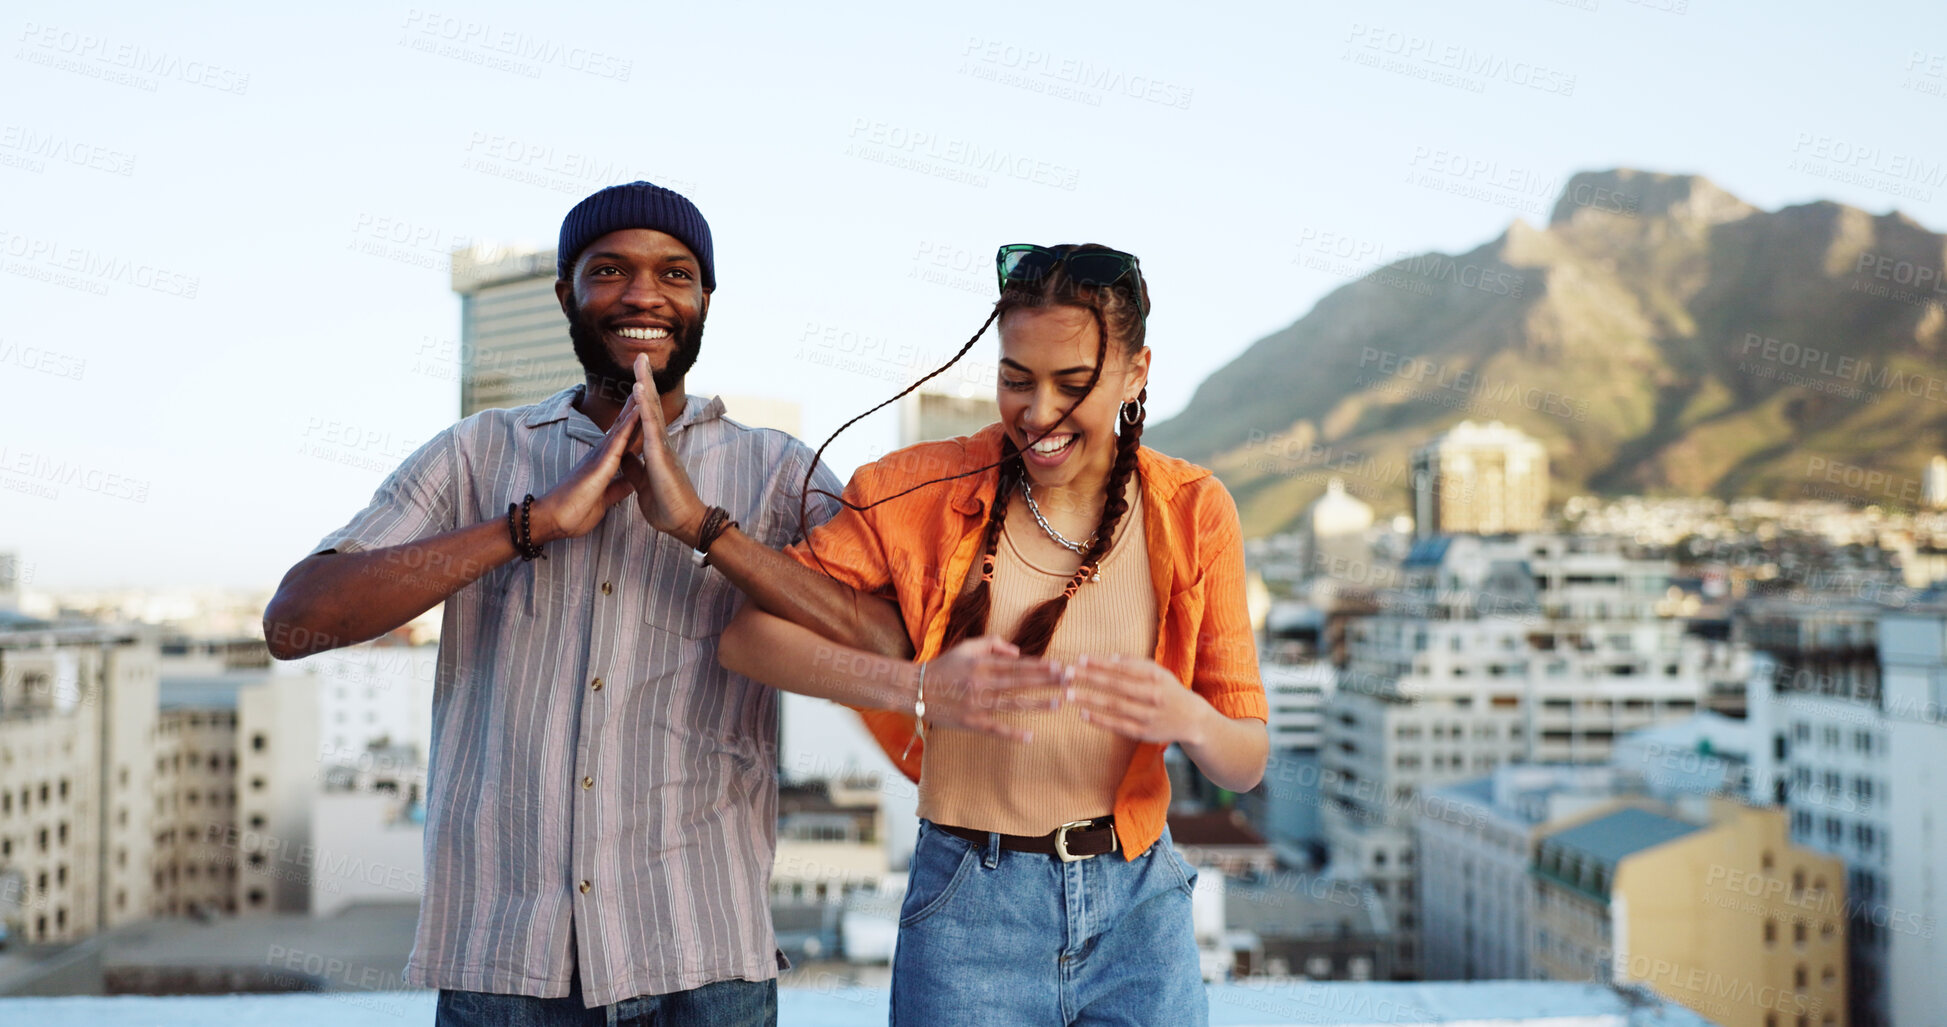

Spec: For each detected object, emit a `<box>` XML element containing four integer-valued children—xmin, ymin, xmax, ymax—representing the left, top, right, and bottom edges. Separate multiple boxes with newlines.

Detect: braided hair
<box><xmin>799</xmin><ymin>245</ymin><xmax>1151</xmax><ymax>658</ymax></box>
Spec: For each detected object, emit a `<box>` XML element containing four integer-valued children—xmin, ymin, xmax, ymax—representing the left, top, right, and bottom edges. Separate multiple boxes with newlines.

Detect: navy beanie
<box><xmin>556</xmin><ymin>181</ymin><xmax>715</xmax><ymax>290</ymax></box>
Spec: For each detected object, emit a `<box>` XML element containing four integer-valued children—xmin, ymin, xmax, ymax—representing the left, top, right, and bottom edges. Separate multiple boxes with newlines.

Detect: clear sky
<box><xmin>5</xmin><ymin>0</ymin><xmax>1945</xmax><ymax>589</ymax></box>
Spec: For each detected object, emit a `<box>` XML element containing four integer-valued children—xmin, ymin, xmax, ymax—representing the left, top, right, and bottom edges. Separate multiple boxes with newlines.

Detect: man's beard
<box><xmin>565</xmin><ymin>298</ymin><xmax>704</xmax><ymax>403</ymax></box>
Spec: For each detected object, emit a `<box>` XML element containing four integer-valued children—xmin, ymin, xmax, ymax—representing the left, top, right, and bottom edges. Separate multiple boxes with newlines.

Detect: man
<box><xmin>264</xmin><ymin>181</ymin><xmax>913</xmax><ymax>1025</ymax></box>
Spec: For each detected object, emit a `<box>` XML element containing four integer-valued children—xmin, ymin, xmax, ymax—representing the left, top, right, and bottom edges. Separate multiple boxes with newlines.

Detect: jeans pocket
<box><xmin>1157</xmin><ymin>842</ymin><xmax>1198</xmax><ymax>897</ymax></box>
<box><xmin>899</xmin><ymin>827</ymin><xmax>979</xmax><ymax>928</ymax></box>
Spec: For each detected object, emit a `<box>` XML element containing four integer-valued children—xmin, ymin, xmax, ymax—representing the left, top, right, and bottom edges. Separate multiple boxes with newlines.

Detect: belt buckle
<box><xmin>1054</xmin><ymin>818</ymin><xmax>1113</xmax><ymax>863</ymax></box>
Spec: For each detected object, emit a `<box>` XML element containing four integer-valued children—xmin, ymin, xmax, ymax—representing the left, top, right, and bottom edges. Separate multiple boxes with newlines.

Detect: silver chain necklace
<box><xmin>1020</xmin><ymin>481</ymin><xmax>1097</xmax><ymax>556</ymax></box>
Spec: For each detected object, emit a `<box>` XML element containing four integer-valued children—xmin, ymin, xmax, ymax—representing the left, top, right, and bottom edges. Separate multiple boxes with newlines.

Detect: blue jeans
<box><xmin>434</xmin><ymin>969</ymin><xmax>776</xmax><ymax>1026</ymax></box>
<box><xmin>891</xmin><ymin>818</ymin><xmax>1207</xmax><ymax>1026</ymax></box>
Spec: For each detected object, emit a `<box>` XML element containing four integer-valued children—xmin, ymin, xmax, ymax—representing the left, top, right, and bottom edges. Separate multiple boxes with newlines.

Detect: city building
<box><xmin>157</xmin><ymin>670</ymin><xmax>319</xmax><ymax>917</ymax></box>
<box><xmin>1531</xmin><ymin>800</ymin><xmax>1846</xmax><ymax>1027</ymax></box>
<box><xmin>897</xmin><ymin>389</ymin><xmax>999</xmax><ymax>446</ymax></box>
<box><xmin>153</xmin><ymin>680</ymin><xmax>239</xmax><ymax>919</ymax></box>
<box><xmin>1417</xmin><ymin>764</ymin><xmax>1640</xmax><ymax>981</ymax></box>
<box><xmin>0</xmin><ymin>619</ymin><xmax>158</xmax><ymax>944</ymax></box>
<box><xmin>1303</xmin><ymin>477</ymin><xmax>1376</xmax><ymax>579</ymax></box>
<box><xmin>311</xmin><ymin>742</ymin><xmax>425</xmax><ymax>919</ymax></box>
<box><xmin>451</xmin><ymin>245</ymin><xmax>575</xmax><ymax>418</ymax></box>
<box><xmin>1322</xmin><ymin>533</ymin><xmax>1720</xmax><ymax>976</ymax></box>
<box><xmin>294</xmin><ymin>642</ymin><xmax>436</xmax><ymax>771</ymax></box>
<box><xmin>1923</xmin><ymin>454</ymin><xmax>1947</xmax><ymax>510</ymax></box>
<box><xmin>1739</xmin><ymin>598</ymin><xmax>1893</xmax><ymax>1027</ymax></box>
<box><xmin>1410</xmin><ymin>420</ymin><xmax>1548</xmax><ymax>537</ymax></box>
<box><xmin>1863</xmin><ymin>608</ymin><xmax>1947</xmax><ymax>1027</ymax></box>
<box><xmin>1169</xmin><ymin>809</ymin><xmax>1278</xmax><ymax>878</ymax></box>
<box><xmin>771</xmin><ymin>777</ymin><xmax>892</xmax><ymax>963</ymax></box>
<box><xmin>1219</xmin><ymin>872</ymin><xmax>1390</xmax><ymax>981</ymax></box>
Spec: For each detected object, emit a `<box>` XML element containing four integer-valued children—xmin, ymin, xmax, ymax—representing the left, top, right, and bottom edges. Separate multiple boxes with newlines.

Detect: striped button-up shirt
<box><xmin>314</xmin><ymin>385</ymin><xmax>841</xmax><ymax>1006</ymax></box>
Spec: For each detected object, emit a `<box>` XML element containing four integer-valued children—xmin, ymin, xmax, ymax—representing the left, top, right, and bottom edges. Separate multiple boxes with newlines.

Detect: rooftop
<box><xmin>0</xmin><ymin>980</ymin><xmax>1720</xmax><ymax>1026</ymax></box>
<box><xmin>1542</xmin><ymin>807</ymin><xmax>1701</xmax><ymax>870</ymax></box>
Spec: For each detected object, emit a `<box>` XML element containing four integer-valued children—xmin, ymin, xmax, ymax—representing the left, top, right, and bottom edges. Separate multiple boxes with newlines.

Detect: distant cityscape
<box><xmin>5</xmin><ymin>245</ymin><xmax>1947</xmax><ymax>1027</ymax></box>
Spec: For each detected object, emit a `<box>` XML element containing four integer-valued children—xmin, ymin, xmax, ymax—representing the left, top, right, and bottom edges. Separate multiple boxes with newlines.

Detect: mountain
<box><xmin>1145</xmin><ymin>169</ymin><xmax>1947</xmax><ymax>537</ymax></box>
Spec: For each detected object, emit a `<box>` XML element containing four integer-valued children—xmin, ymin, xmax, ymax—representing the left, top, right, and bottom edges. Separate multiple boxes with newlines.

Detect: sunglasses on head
<box><xmin>995</xmin><ymin>244</ymin><xmax>1140</xmax><ymax>293</ymax></box>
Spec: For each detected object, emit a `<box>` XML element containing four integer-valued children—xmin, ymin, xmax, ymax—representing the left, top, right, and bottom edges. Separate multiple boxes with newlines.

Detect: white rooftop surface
<box><xmin>0</xmin><ymin>981</ymin><xmax>1720</xmax><ymax>1026</ymax></box>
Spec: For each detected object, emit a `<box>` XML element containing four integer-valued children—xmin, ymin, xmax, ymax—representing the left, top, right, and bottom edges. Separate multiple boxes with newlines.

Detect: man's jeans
<box><xmin>435</xmin><ymin>972</ymin><xmax>776</xmax><ymax>1026</ymax></box>
<box><xmin>890</xmin><ymin>818</ymin><xmax>1207</xmax><ymax>1026</ymax></box>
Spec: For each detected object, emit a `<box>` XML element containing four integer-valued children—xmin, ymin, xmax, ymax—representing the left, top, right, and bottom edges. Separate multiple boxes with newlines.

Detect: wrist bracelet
<box><xmin>508</xmin><ymin>494</ymin><xmax>546</xmax><ymax>561</ymax></box>
<box><xmin>691</xmin><ymin>506</ymin><xmax>738</xmax><ymax>567</ymax></box>
<box><xmin>901</xmin><ymin>660</ymin><xmax>928</xmax><ymax>761</ymax></box>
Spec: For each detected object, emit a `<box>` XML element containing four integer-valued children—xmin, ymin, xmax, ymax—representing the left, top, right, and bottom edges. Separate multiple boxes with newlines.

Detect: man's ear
<box><xmin>554</xmin><ymin>277</ymin><xmax>575</xmax><ymax>319</ymax></box>
<box><xmin>699</xmin><ymin>288</ymin><xmax>712</xmax><ymax>321</ymax></box>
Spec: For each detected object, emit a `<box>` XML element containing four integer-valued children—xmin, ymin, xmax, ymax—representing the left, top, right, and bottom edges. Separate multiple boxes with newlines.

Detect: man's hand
<box><xmin>627</xmin><ymin>353</ymin><xmax>710</xmax><ymax>546</ymax></box>
<box><xmin>528</xmin><ymin>390</ymin><xmax>645</xmax><ymax>545</ymax></box>
<box><xmin>921</xmin><ymin>636</ymin><xmax>1068</xmax><ymax>743</ymax></box>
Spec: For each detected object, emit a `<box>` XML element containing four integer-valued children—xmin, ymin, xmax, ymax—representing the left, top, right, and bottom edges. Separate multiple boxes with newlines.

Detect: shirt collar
<box><xmin>522</xmin><ymin>385</ymin><xmax>726</xmax><ymax>442</ymax></box>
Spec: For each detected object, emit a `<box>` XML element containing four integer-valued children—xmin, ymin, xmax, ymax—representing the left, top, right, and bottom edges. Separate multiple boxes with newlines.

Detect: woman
<box><xmin>718</xmin><ymin>243</ymin><xmax>1267</xmax><ymax>1026</ymax></box>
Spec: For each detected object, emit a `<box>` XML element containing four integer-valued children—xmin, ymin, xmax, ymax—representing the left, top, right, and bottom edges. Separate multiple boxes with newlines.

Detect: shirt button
<box><xmin>591</xmin><ymin>677</ymin><xmax>603</xmax><ymax>691</ymax></box>
<box><xmin>578</xmin><ymin>880</ymin><xmax>591</xmax><ymax>895</ymax></box>
<box><xmin>582</xmin><ymin>776</ymin><xmax>594</xmax><ymax>789</ymax></box>
<box><xmin>601</xmin><ymin>581</ymin><xmax>613</xmax><ymax>595</ymax></box>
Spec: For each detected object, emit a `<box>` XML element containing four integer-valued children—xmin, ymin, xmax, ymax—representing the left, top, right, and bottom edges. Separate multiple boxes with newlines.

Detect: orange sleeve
<box><xmin>1191</xmin><ymin>482</ymin><xmax>1268</xmax><ymax>721</ymax></box>
<box><xmin>782</xmin><ymin>465</ymin><xmax>928</xmax><ymax>781</ymax></box>
<box><xmin>784</xmin><ymin>468</ymin><xmax>895</xmax><ymax>597</ymax></box>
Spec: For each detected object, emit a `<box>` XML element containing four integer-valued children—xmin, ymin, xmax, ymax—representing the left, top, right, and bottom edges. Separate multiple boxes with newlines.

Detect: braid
<box><xmin>940</xmin><ymin>441</ymin><xmax>1023</xmax><ymax>650</ymax></box>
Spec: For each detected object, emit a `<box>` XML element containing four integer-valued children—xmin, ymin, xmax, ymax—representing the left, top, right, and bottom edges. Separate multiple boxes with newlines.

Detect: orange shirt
<box><xmin>784</xmin><ymin>422</ymin><xmax>1266</xmax><ymax>860</ymax></box>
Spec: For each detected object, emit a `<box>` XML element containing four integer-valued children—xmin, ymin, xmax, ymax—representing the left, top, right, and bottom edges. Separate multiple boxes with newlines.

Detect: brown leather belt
<box><xmin>936</xmin><ymin>816</ymin><xmax>1119</xmax><ymax>862</ymax></box>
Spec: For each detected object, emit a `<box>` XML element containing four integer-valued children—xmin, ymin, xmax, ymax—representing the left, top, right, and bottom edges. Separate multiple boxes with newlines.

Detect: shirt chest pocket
<box><xmin>642</xmin><ymin>532</ymin><xmax>739</xmax><ymax>639</ymax></box>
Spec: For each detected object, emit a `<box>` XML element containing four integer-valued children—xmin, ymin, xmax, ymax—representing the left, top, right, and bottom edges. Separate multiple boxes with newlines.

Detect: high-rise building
<box><xmin>1321</xmin><ymin>533</ymin><xmax>1718</xmax><ymax>976</ymax></box>
<box><xmin>1874</xmin><ymin>608</ymin><xmax>1947</xmax><ymax>1026</ymax></box>
<box><xmin>1746</xmin><ymin>599</ymin><xmax>1947</xmax><ymax>1027</ymax></box>
<box><xmin>452</xmin><ymin>245</ymin><xmax>576</xmax><ymax>418</ymax></box>
<box><xmin>0</xmin><ymin>620</ymin><xmax>158</xmax><ymax>944</ymax></box>
<box><xmin>1739</xmin><ymin>599</ymin><xmax>1891</xmax><ymax>1027</ymax></box>
<box><xmin>1410</xmin><ymin>420</ymin><xmax>1549</xmax><ymax>537</ymax></box>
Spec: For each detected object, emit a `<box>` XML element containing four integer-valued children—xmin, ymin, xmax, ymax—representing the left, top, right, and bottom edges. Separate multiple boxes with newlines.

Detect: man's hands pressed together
<box><xmin>526</xmin><ymin>389</ymin><xmax>646</xmax><ymax>546</ymax></box>
<box><xmin>624</xmin><ymin>353</ymin><xmax>711</xmax><ymax>547</ymax></box>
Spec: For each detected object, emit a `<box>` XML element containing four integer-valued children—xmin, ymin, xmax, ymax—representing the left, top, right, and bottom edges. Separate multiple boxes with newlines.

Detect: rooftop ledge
<box><xmin>0</xmin><ymin>981</ymin><xmax>1718</xmax><ymax>1026</ymax></box>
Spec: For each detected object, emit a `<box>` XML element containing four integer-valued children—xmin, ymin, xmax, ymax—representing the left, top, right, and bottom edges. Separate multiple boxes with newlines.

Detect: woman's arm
<box><xmin>720</xmin><ymin>605</ymin><xmax>1065</xmax><ymax>741</ymax></box>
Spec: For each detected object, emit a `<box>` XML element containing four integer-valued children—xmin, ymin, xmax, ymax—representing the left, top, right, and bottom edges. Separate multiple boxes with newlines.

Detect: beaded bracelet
<box><xmin>507</xmin><ymin>493</ymin><xmax>546</xmax><ymax>561</ymax></box>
